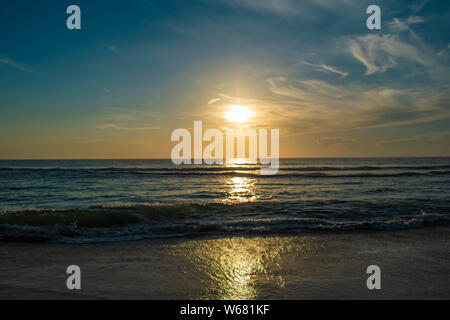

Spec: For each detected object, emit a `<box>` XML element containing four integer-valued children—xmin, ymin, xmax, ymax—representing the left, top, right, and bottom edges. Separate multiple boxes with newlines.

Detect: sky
<box><xmin>0</xmin><ymin>0</ymin><xmax>449</xmax><ymax>159</ymax></box>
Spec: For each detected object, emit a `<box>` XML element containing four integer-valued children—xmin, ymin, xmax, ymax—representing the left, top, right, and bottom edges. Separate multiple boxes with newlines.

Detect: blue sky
<box><xmin>0</xmin><ymin>0</ymin><xmax>449</xmax><ymax>158</ymax></box>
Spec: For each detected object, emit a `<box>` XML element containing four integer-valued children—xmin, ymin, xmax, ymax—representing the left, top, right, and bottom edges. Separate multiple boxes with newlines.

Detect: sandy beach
<box><xmin>0</xmin><ymin>227</ymin><xmax>449</xmax><ymax>300</ymax></box>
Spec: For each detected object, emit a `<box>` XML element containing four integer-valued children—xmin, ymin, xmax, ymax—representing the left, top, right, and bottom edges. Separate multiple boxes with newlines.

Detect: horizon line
<box><xmin>1</xmin><ymin>156</ymin><xmax>450</xmax><ymax>161</ymax></box>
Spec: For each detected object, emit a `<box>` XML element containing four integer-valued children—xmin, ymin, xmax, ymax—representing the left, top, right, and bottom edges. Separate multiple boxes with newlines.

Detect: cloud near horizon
<box><xmin>95</xmin><ymin>124</ymin><xmax>160</xmax><ymax>131</ymax></box>
<box><xmin>264</xmin><ymin>77</ymin><xmax>449</xmax><ymax>133</ymax></box>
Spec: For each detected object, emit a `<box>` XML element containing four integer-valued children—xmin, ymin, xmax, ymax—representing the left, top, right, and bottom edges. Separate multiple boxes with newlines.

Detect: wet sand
<box><xmin>0</xmin><ymin>228</ymin><xmax>449</xmax><ymax>300</ymax></box>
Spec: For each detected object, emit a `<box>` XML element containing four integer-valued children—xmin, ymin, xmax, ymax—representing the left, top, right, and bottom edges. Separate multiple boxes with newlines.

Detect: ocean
<box><xmin>0</xmin><ymin>158</ymin><xmax>449</xmax><ymax>243</ymax></box>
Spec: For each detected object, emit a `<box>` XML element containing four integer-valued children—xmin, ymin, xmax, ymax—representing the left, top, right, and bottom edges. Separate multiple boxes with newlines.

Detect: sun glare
<box><xmin>225</xmin><ymin>105</ymin><xmax>253</xmax><ymax>123</ymax></box>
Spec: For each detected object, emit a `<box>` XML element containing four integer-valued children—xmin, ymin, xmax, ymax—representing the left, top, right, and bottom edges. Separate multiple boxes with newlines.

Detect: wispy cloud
<box><xmin>103</xmin><ymin>108</ymin><xmax>160</xmax><ymax>122</ymax></box>
<box><xmin>218</xmin><ymin>0</ymin><xmax>299</xmax><ymax>16</ymax></box>
<box><xmin>208</xmin><ymin>98</ymin><xmax>221</xmax><ymax>105</ymax></box>
<box><xmin>0</xmin><ymin>54</ymin><xmax>30</xmax><ymax>72</ymax></box>
<box><xmin>108</xmin><ymin>45</ymin><xmax>120</xmax><ymax>54</ymax></box>
<box><xmin>316</xmin><ymin>136</ymin><xmax>356</xmax><ymax>148</ymax></box>
<box><xmin>438</xmin><ymin>44</ymin><xmax>450</xmax><ymax>57</ymax></box>
<box><xmin>300</xmin><ymin>59</ymin><xmax>349</xmax><ymax>77</ymax></box>
<box><xmin>411</xmin><ymin>0</ymin><xmax>429</xmax><ymax>15</ymax></box>
<box><xmin>265</xmin><ymin>76</ymin><xmax>449</xmax><ymax>134</ymax></box>
<box><xmin>319</xmin><ymin>64</ymin><xmax>349</xmax><ymax>78</ymax></box>
<box><xmin>388</xmin><ymin>16</ymin><xmax>424</xmax><ymax>32</ymax></box>
<box><xmin>217</xmin><ymin>0</ymin><xmax>358</xmax><ymax>16</ymax></box>
<box><xmin>377</xmin><ymin>131</ymin><xmax>450</xmax><ymax>147</ymax></box>
<box><xmin>348</xmin><ymin>34</ymin><xmax>428</xmax><ymax>75</ymax></box>
<box><xmin>95</xmin><ymin>123</ymin><xmax>160</xmax><ymax>131</ymax></box>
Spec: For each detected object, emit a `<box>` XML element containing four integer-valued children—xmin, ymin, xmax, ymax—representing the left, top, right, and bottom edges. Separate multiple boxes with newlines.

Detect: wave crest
<box><xmin>1</xmin><ymin>203</ymin><xmax>449</xmax><ymax>243</ymax></box>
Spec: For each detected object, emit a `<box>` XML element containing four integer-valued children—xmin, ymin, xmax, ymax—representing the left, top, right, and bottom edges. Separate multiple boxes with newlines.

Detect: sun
<box><xmin>225</xmin><ymin>105</ymin><xmax>253</xmax><ymax>123</ymax></box>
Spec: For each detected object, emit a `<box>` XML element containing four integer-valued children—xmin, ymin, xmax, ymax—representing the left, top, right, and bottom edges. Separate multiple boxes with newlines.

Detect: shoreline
<box><xmin>0</xmin><ymin>227</ymin><xmax>449</xmax><ymax>299</ymax></box>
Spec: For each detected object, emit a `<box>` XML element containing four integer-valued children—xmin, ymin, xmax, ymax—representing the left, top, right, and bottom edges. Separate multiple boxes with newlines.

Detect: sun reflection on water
<box><xmin>226</xmin><ymin>158</ymin><xmax>254</xmax><ymax>166</ymax></box>
<box><xmin>223</xmin><ymin>176</ymin><xmax>258</xmax><ymax>204</ymax></box>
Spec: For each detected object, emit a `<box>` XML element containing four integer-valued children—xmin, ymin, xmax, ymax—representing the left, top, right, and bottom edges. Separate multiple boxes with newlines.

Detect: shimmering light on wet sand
<box><xmin>167</xmin><ymin>237</ymin><xmax>321</xmax><ymax>300</ymax></box>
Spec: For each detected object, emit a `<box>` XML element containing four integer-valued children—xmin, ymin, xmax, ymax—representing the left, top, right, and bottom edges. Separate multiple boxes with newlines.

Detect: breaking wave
<box><xmin>1</xmin><ymin>203</ymin><xmax>449</xmax><ymax>243</ymax></box>
<box><xmin>1</xmin><ymin>166</ymin><xmax>450</xmax><ymax>178</ymax></box>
